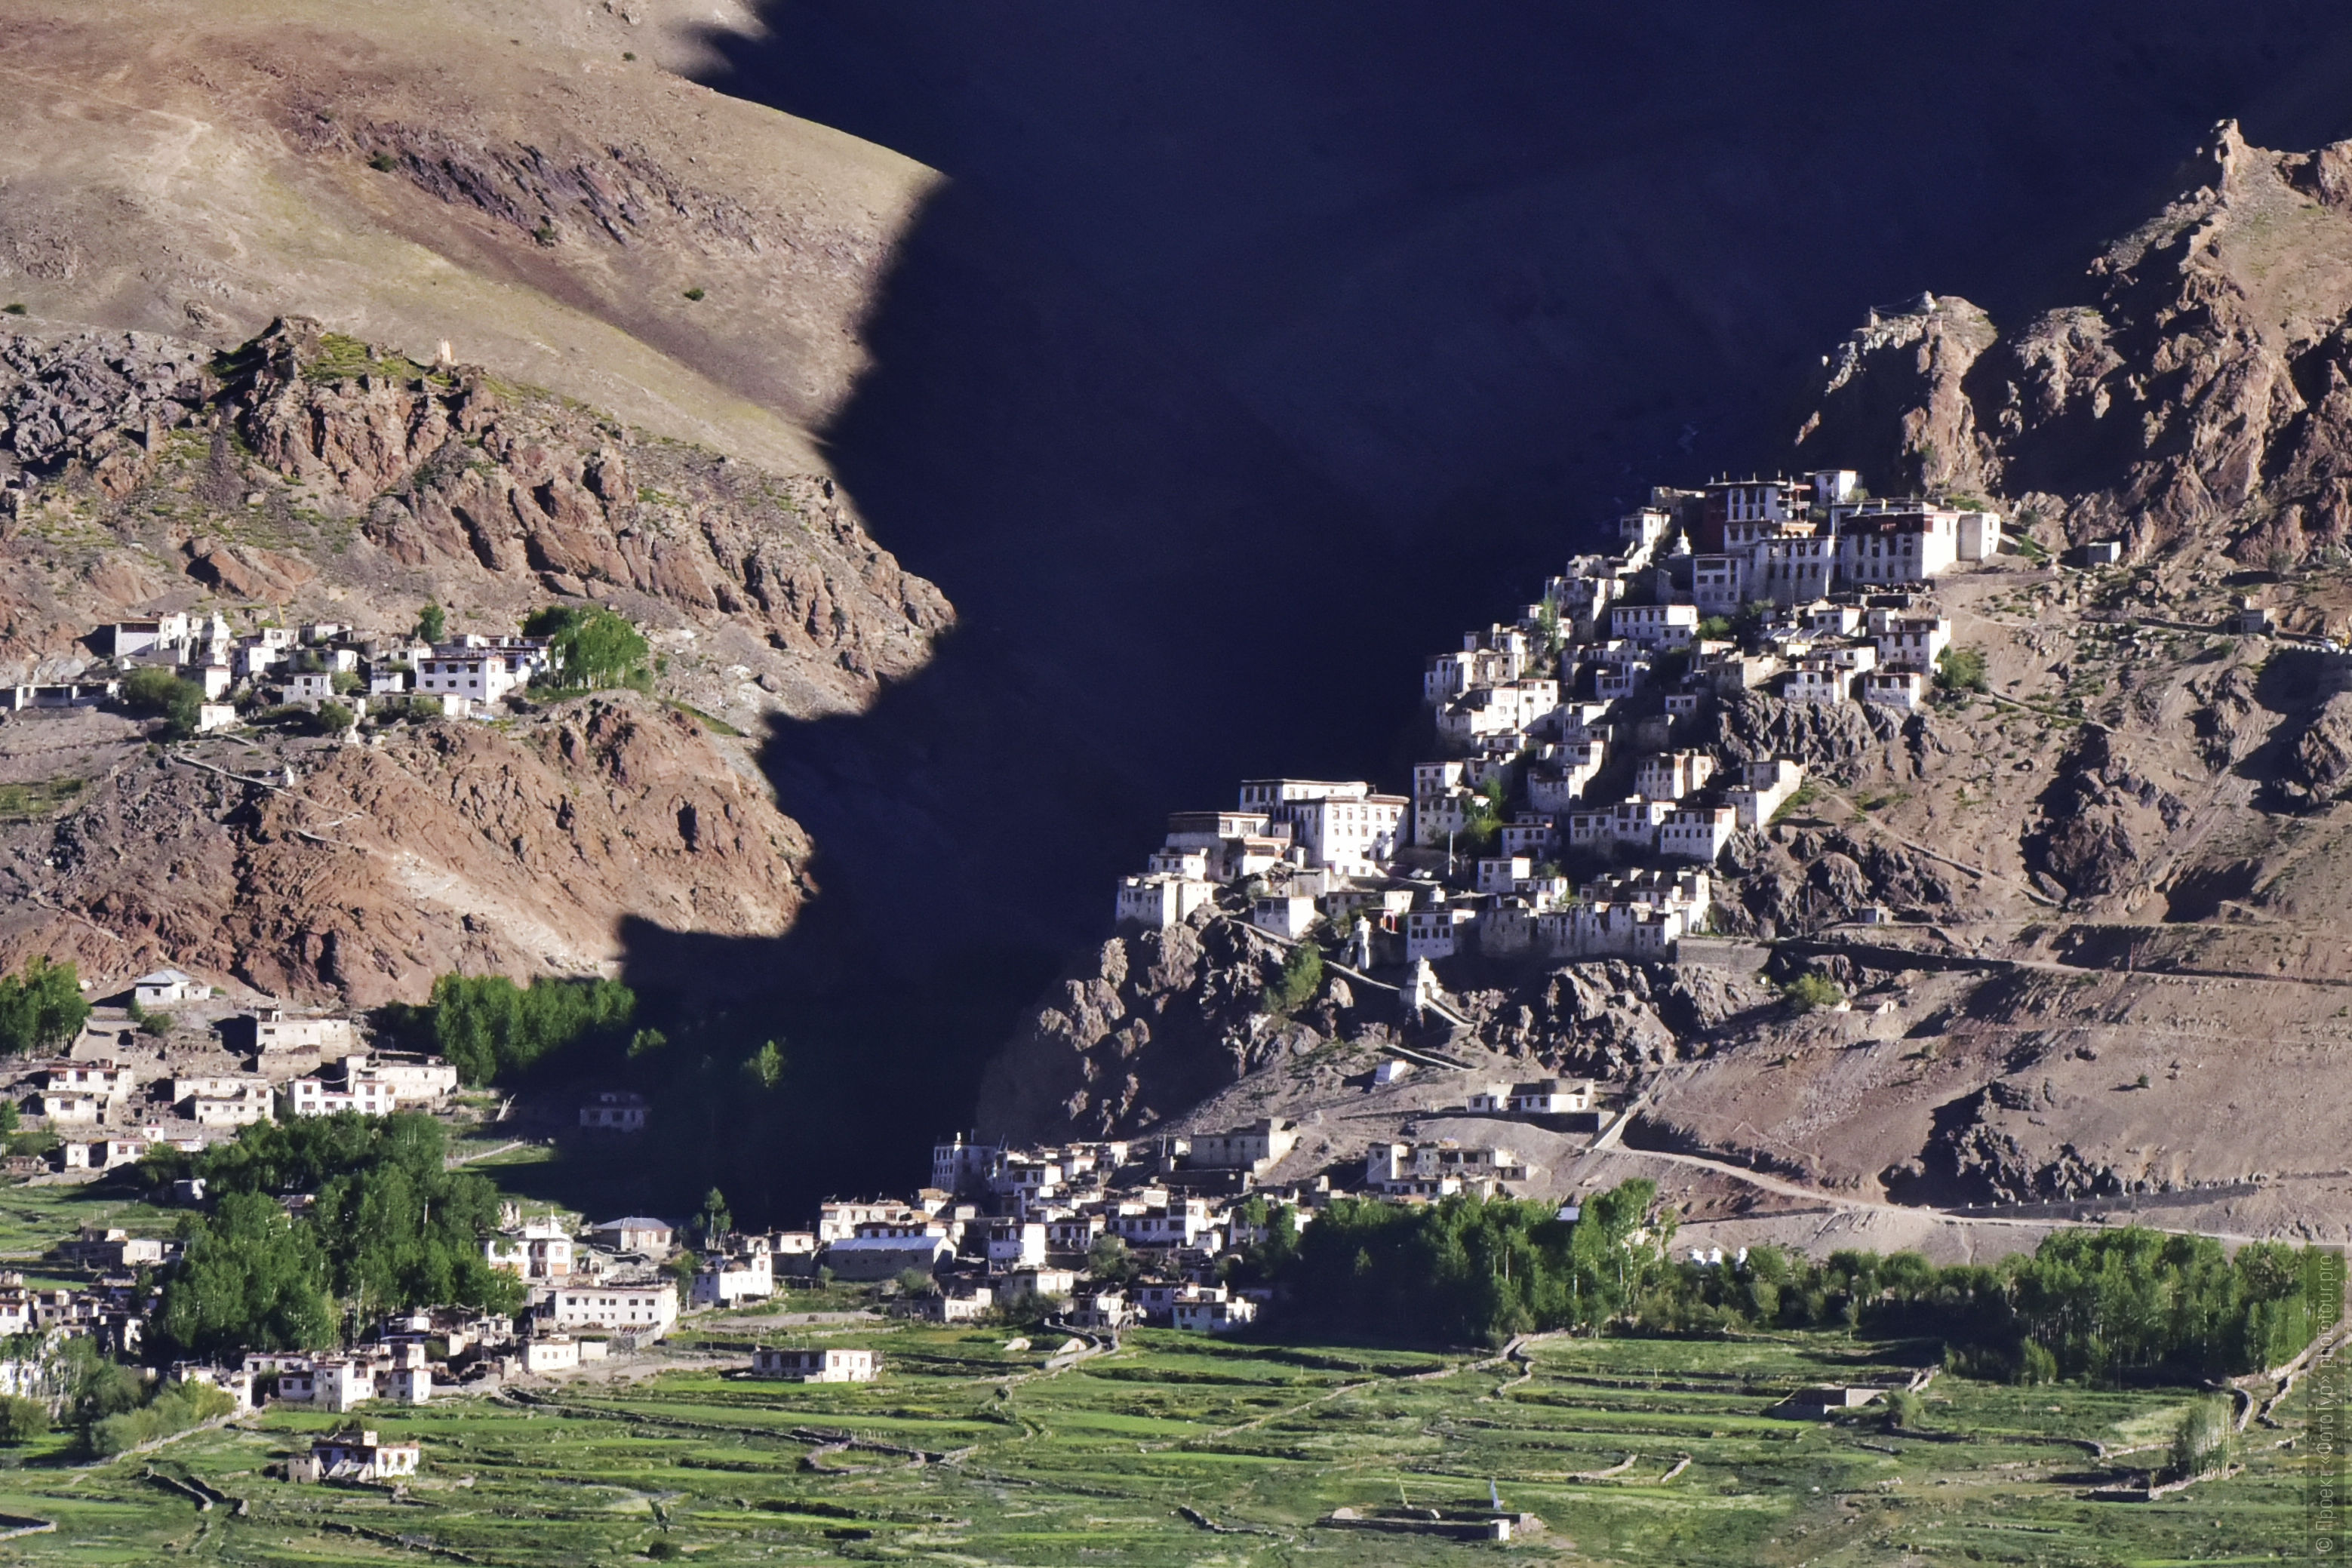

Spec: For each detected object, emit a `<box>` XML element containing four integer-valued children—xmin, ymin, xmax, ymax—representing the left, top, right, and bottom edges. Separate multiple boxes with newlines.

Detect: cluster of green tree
<box><xmin>121</xmin><ymin>666</ymin><xmax>204</xmax><ymax>739</ymax></box>
<box><xmin>522</xmin><ymin>605</ymin><xmax>652</xmax><ymax>691</ymax></box>
<box><xmin>1259</xmin><ymin>942</ymin><xmax>1323</xmax><ymax>1017</ymax></box>
<box><xmin>1267</xmin><ymin>1191</ymin><xmax>2341</xmax><ymax>1384</ymax></box>
<box><xmin>1458</xmin><ymin>773</ymin><xmax>1508</xmax><ymax>852</ymax></box>
<box><xmin>1631</xmin><ymin>1227</ymin><xmax>2341</xmax><ymax>1385</ymax></box>
<box><xmin>1271</xmin><ymin>1182</ymin><xmax>1664</xmax><ymax>1345</ymax></box>
<box><xmin>44</xmin><ymin>1336</ymin><xmax>231</xmax><ymax>1456</ymax></box>
<box><xmin>0</xmin><ymin>957</ymin><xmax>90</xmax><ymax>1054</ymax></box>
<box><xmin>1935</xmin><ymin>644</ymin><xmax>1990</xmax><ymax>693</ymax></box>
<box><xmin>154</xmin><ymin>1114</ymin><xmax>524</xmax><ymax>1357</ymax></box>
<box><xmin>389</xmin><ymin>973</ymin><xmax>638</xmax><ymax>1085</ymax></box>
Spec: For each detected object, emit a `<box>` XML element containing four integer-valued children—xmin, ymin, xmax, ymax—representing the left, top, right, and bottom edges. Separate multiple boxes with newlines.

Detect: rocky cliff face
<box><xmin>0</xmin><ymin>318</ymin><xmax>949</xmax><ymax>726</ymax></box>
<box><xmin>1797</xmin><ymin>122</ymin><xmax>2352</xmax><ymax>567</ymax></box>
<box><xmin>0</xmin><ymin>698</ymin><xmax>806</xmax><ymax>1007</ymax></box>
<box><xmin>0</xmin><ymin>318</ymin><xmax>953</xmax><ymax>1004</ymax></box>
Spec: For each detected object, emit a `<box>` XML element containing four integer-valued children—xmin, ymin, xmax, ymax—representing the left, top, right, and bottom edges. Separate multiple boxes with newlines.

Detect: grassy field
<box><xmin>0</xmin><ymin>1303</ymin><xmax>2326</xmax><ymax>1565</ymax></box>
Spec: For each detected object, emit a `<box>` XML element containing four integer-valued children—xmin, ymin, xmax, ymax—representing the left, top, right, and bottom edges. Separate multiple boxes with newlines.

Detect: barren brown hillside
<box><xmin>0</xmin><ymin>0</ymin><xmax>934</xmax><ymax>472</ymax></box>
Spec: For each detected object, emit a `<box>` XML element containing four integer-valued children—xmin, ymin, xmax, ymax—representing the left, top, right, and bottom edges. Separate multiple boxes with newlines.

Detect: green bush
<box><xmin>523</xmin><ymin>606</ymin><xmax>652</xmax><ymax>691</ymax></box>
<box><xmin>121</xmin><ymin>666</ymin><xmax>202</xmax><ymax>738</ymax></box>
<box><xmin>1261</xmin><ymin>942</ymin><xmax>1323</xmax><ymax>1017</ymax></box>
<box><xmin>1781</xmin><ymin>973</ymin><xmax>1843</xmax><ymax>1013</ymax></box>
<box><xmin>1882</xmin><ymin>1387</ymin><xmax>1925</xmax><ymax>1430</ymax></box>
<box><xmin>1935</xmin><ymin>645</ymin><xmax>1990</xmax><ymax>693</ymax></box>
<box><xmin>420</xmin><ymin>972</ymin><xmax>637</xmax><ymax>1085</ymax></box>
<box><xmin>416</xmin><ymin>603</ymin><xmax>447</xmax><ymax>643</ymax></box>
<box><xmin>314</xmin><ymin>700</ymin><xmax>355</xmax><ymax>735</ymax></box>
<box><xmin>87</xmin><ymin>1380</ymin><xmax>232</xmax><ymax>1458</ymax></box>
<box><xmin>2169</xmin><ymin>1396</ymin><xmax>2235</xmax><ymax>1480</ymax></box>
<box><xmin>0</xmin><ymin>1395</ymin><xmax>46</xmax><ymax>1444</ymax></box>
<box><xmin>0</xmin><ymin>958</ymin><xmax>91</xmax><ymax>1055</ymax></box>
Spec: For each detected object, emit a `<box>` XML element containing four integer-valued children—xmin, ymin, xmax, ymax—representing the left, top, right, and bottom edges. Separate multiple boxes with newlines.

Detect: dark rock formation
<box><xmin>1792</xmin><ymin>123</ymin><xmax>2352</xmax><ymax>567</ymax></box>
<box><xmin>2025</xmin><ymin>728</ymin><xmax>2185</xmax><ymax>899</ymax></box>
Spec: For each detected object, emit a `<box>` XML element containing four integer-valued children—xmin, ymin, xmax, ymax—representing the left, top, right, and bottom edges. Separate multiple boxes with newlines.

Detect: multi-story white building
<box><xmin>1283</xmin><ymin>792</ymin><xmax>1408</xmax><ymax>874</ymax></box>
<box><xmin>1608</xmin><ymin>603</ymin><xmax>1700</xmax><ymax>650</ymax></box>
<box><xmin>284</xmin><ymin>1076</ymin><xmax>401</xmax><ymax>1118</ymax></box>
<box><xmin>690</xmin><ymin>1250</ymin><xmax>774</xmax><ymax>1307</ymax></box>
<box><xmin>1116</xmin><ymin>875</ymin><xmax>1218</xmax><ymax>928</ymax></box>
<box><xmin>752</xmin><ymin>1347</ymin><xmax>875</xmax><ymax>1382</ymax></box>
<box><xmin>1872</xmin><ymin>614</ymin><xmax>1952</xmax><ymax>670</ymax></box>
<box><xmin>540</xmin><ymin>1282</ymin><xmax>678</xmax><ymax>1339</ymax></box>
<box><xmin>1862</xmin><ymin>669</ymin><xmax>1928</xmax><ymax>710</ymax></box>
<box><xmin>1405</xmin><ymin>905</ymin><xmax>1477</xmax><ymax>962</ymax></box>
<box><xmin>1633</xmin><ymin>752</ymin><xmax>1716</xmax><ymax>801</ymax></box>
<box><xmin>1724</xmin><ymin>758</ymin><xmax>1804</xmax><ymax>826</ymax></box>
<box><xmin>414</xmin><ymin>637</ymin><xmax>555</xmax><ymax>706</ymax></box>
<box><xmin>1657</xmin><ymin>806</ymin><xmax>1738</xmax><ymax>863</ymax></box>
<box><xmin>244</xmin><ymin>1009</ymin><xmax>358</xmax><ymax>1054</ymax></box>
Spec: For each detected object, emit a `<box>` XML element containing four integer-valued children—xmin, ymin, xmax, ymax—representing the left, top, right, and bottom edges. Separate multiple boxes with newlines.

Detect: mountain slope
<box><xmin>973</xmin><ymin>128</ymin><xmax>2352</xmax><ymax>1248</ymax></box>
<box><xmin>0</xmin><ymin>0</ymin><xmax>933</xmax><ymax>474</ymax></box>
<box><xmin>1799</xmin><ymin>122</ymin><xmax>2352</xmax><ymax>570</ymax></box>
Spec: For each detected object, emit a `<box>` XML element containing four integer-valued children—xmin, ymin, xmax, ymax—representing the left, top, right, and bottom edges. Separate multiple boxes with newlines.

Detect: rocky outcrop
<box><xmin>1790</xmin><ymin>123</ymin><xmax>2352</xmax><ymax>566</ymax></box>
<box><xmin>1702</xmin><ymin>689</ymin><xmax>1938</xmax><ymax>786</ymax></box>
<box><xmin>1795</xmin><ymin>294</ymin><xmax>2000</xmax><ymax>497</ymax></box>
<box><xmin>1714</xmin><ymin>826</ymin><xmax>1960</xmax><ymax>937</ymax></box>
<box><xmin>0</xmin><ymin>318</ymin><xmax>951</xmax><ymax>720</ymax></box>
<box><xmin>0</xmin><ymin>696</ymin><xmax>807</xmax><ymax>1007</ymax></box>
<box><xmin>1504</xmin><ymin>961</ymin><xmax>1772</xmax><ymax>1078</ymax></box>
<box><xmin>1885</xmin><ymin>1084</ymin><xmax>2129</xmax><ymax>1206</ymax></box>
<box><xmin>0</xmin><ymin>331</ymin><xmax>209</xmax><ymax>497</ymax></box>
<box><xmin>2289</xmin><ymin>689</ymin><xmax>2352</xmax><ymax>800</ymax></box>
<box><xmin>974</xmin><ymin>918</ymin><xmax>1338</xmax><ymax>1142</ymax></box>
<box><xmin>2024</xmin><ymin>728</ymin><xmax>2186</xmax><ymax>899</ymax></box>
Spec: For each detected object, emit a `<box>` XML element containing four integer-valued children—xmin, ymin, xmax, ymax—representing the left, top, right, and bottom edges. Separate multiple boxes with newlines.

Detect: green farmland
<box><xmin>0</xmin><ymin>1317</ymin><xmax>2328</xmax><ymax>1565</ymax></box>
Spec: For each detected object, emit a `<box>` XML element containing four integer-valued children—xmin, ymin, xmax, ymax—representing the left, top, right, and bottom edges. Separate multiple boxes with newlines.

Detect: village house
<box><xmin>337</xmin><ymin>1053</ymin><xmax>459</xmax><ymax>1101</ymax></box>
<box><xmin>382</xmin><ymin>1366</ymin><xmax>434</xmax><ymax>1404</ymax></box>
<box><xmin>1116</xmin><ymin>874</ymin><xmax>1216</xmax><ymax>928</ymax></box>
<box><xmin>584</xmin><ymin>1217</ymin><xmax>675</xmax><ymax>1255</ymax></box>
<box><xmin>280</xmin><ymin>1358</ymin><xmax>375</xmax><ymax>1412</ymax></box>
<box><xmin>40</xmin><ymin>1062</ymin><xmax>136</xmax><ymax>1099</ymax></box>
<box><xmin>173</xmin><ymin>1364</ymin><xmax>257</xmax><ymax>1414</ymax></box>
<box><xmin>1657</xmin><ymin>805</ymin><xmax>1738</xmax><ymax>862</ymax></box>
<box><xmin>1862</xmin><ymin>669</ymin><xmax>1926</xmax><ymax>710</ymax></box>
<box><xmin>823</xmin><ymin>1222</ymin><xmax>953</xmax><ymax>1281</ymax></box>
<box><xmin>1725</xmin><ymin>758</ymin><xmax>1805</xmax><ymax>826</ymax></box>
<box><xmin>752</xmin><ymin>1347</ymin><xmax>876</xmax><ymax>1383</ymax></box>
<box><xmin>1247</xmin><ymin>894</ymin><xmax>1317</xmax><ymax>940</ymax></box>
<box><xmin>413</xmin><ymin>637</ymin><xmax>555</xmax><ymax>706</ymax></box>
<box><xmin>540</xmin><ymin>1282</ymin><xmax>678</xmax><ymax>1339</ymax></box>
<box><xmin>690</xmin><ymin>1249</ymin><xmax>775</xmax><ymax>1308</ymax></box>
<box><xmin>1404</xmin><ymin>905</ymin><xmax>1477</xmax><ymax>961</ymax></box>
<box><xmin>984</xmin><ymin>1219</ymin><xmax>1048</xmax><ymax>1268</ymax></box>
<box><xmin>1001</xmin><ymin>1266</ymin><xmax>1079</xmax><ymax>1302</ymax></box>
<box><xmin>579</xmin><ymin>1091</ymin><xmax>647</xmax><ymax>1132</ymax></box>
<box><xmin>132</xmin><ymin>969</ymin><xmax>207</xmax><ymax>1007</ymax></box>
<box><xmin>35</xmin><ymin>1093</ymin><xmax>102</xmax><ymax>1124</ymax></box>
<box><xmin>233</xmin><ymin>1008</ymin><xmax>358</xmax><ymax>1055</ymax></box>
<box><xmin>296</xmin><ymin>1429</ymin><xmax>421</xmax><ymax>1483</ymax></box>
<box><xmin>485</xmin><ymin>1219</ymin><xmax>575</xmax><ymax>1281</ymax></box>
<box><xmin>58</xmin><ymin>1226</ymin><xmax>166</xmax><ymax>1268</ymax></box>
<box><xmin>1608</xmin><ymin>601</ymin><xmax>1700</xmax><ymax>650</ymax></box>
<box><xmin>1185</xmin><ymin>1119</ymin><xmax>1299</xmax><ymax>1173</ymax></box>
<box><xmin>284</xmin><ymin>1075</ymin><xmax>401</xmax><ymax>1118</ymax></box>
<box><xmin>57</xmin><ymin>1141</ymin><xmax>151</xmax><ymax>1174</ymax></box>
<box><xmin>1173</xmin><ymin>1294</ymin><xmax>1258</xmax><ymax>1333</ymax></box>
<box><xmin>1871</xmin><ymin>613</ymin><xmax>1952</xmax><ymax>669</ymax></box>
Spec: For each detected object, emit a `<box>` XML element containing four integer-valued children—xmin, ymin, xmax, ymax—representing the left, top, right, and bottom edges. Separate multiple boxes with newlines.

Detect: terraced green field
<box><xmin>0</xmin><ymin>1319</ymin><xmax>2327</xmax><ymax>1565</ymax></box>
